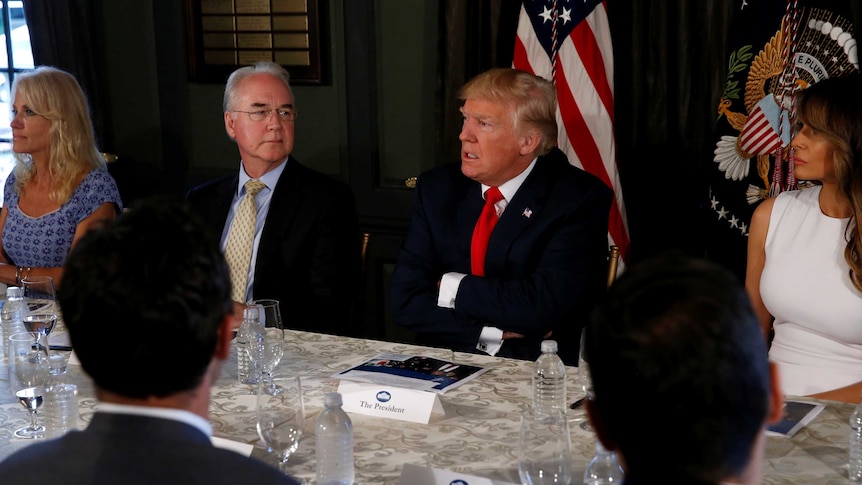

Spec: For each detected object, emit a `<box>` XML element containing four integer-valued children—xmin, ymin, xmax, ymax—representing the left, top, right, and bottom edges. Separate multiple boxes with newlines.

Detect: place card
<box><xmin>337</xmin><ymin>380</ymin><xmax>445</xmax><ymax>424</ymax></box>
<box><xmin>767</xmin><ymin>399</ymin><xmax>826</xmax><ymax>438</ymax></box>
<box><xmin>211</xmin><ymin>436</ymin><xmax>254</xmax><ymax>456</ymax></box>
<box><xmin>398</xmin><ymin>463</ymin><xmax>519</xmax><ymax>485</ymax></box>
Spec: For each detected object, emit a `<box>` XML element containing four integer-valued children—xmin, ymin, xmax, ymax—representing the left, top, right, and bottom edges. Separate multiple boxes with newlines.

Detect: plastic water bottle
<box><xmin>850</xmin><ymin>401</ymin><xmax>862</xmax><ymax>481</ymax></box>
<box><xmin>1</xmin><ymin>286</ymin><xmax>26</xmax><ymax>362</ymax></box>
<box><xmin>316</xmin><ymin>392</ymin><xmax>355</xmax><ymax>485</ymax></box>
<box><xmin>43</xmin><ymin>363</ymin><xmax>78</xmax><ymax>438</ymax></box>
<box><xmin>532</xmin><ymin>340</ymin><xmax>566</xmax><ymax>416</ymax></box>
<box><xmin>236</xmin><ymin>306</ymin><xmax>262</xmax><ymax>385</ymax></box>
<box><xmin>583</xmin><ymin>440</ymin><xmax>624</xmax><ymax>484</ymax></box>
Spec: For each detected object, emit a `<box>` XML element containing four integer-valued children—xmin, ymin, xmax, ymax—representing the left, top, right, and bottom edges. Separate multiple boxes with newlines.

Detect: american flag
<box><xmin>512</xmin><ymin>0</ymin><xmax>629</xmax><ymax>262</ymax></box>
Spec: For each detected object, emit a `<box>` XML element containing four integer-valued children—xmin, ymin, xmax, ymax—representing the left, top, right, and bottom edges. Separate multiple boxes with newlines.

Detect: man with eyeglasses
<box><xmin>186</xmin><ymin>61</ymin><xmax>361</xmax><ymax>336</ymax></box>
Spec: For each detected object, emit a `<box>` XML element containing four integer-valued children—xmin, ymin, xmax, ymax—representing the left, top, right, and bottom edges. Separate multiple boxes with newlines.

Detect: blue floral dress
<box><xmin>2</xmin><ymin>169</ymin><xmax>123</xmax><ymax>267</ymax></box>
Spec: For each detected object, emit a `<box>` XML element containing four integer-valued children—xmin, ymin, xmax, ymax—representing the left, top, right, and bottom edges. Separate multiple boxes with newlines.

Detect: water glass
<box><xmin>518</xmin><ymin>407</ymin><xmax>573</xmax><ymax>485</ymax></box>
<box><xmin>247</xmin><ymin>299</ymin><xmax>285</xmax><ymax>394</ymax></box>
<box><xmin>257</xmin><ymin>376</ymin><xmax>305</xmax><ymax>472</ymax></box>
<box><xmin>9</xmin><ymin>331</ymin><xmax>49</xmax><ymax>388</ymax></box>
<box><xmin>8</xmin><ymin>331</ymin><xmax>49</xmax><ymax>438</ymax></box>
<box><xmin>21</xmin><ymin>276</ymin><xmax>58</xmax><ymax>340</ymax></box>
<box><xmin>48</xmin><ymin>350</ymin><xmax>71</xmax><ymax>375</ymax></box>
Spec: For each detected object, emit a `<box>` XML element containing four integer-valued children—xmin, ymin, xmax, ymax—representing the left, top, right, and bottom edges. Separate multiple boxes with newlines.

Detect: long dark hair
<box><xmin>794</xmin><ymin>74</ymin><xmax>862</xmax><ymax>292</ymax></box>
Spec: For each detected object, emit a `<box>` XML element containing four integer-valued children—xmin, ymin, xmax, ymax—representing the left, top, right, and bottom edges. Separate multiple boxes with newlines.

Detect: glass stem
<box><xmin>267</xmin><ymin>372</ymin><xmax>276</xmax><ymax>393</ymax></box>
<box><xmin>277</xmin><ymin>456</ymin><xmax>290</xmax><ymax>472</ymax></box>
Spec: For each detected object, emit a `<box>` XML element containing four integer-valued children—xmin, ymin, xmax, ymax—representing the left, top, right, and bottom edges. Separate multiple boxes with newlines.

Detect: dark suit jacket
<box><xmin>390</xmin><ymin>148</ymin><xmax>612</xmax><ymax>365</ymax></box>
<box><xmin>0</xmin><ymin>413</ymin><xmax>301</xmax><ymax>484</ymax></box>
<box><xmin>186</xmin><ymin>157</ymin><xmax>361</xmax><ymax>336</ymax></box>
<box><xmin>622</xmin><ymin>471</ymin><xmax>720</xmax><ymax>484</ymax></box>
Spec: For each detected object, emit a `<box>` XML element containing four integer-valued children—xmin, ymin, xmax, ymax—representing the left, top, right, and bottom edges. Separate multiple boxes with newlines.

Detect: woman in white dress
<box><xmin>746</xmin><ymin>75</ymin><xmax>862</xmax><ymax>403</ymax></box>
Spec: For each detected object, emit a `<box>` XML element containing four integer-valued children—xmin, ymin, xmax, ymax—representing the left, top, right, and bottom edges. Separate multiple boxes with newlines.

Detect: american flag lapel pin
<box><xmin>522</xmin><ymin>208</ymin><xmax>532</xmax><ymax>218</ymax></box>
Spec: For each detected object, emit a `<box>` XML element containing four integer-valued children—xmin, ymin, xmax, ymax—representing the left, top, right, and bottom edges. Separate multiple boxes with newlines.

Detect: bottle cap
<box><xmin>6</xmin><ymin>286</ymin><xmax>22</xmax><ymax>297</ymax></box>
<box><xmin>541</xmin><ymin>340</ymin><xmax>558</xmax><ymax>353</ymax></box>
<box><xmin>324</xmin><ymin>392</ymin><xmax>343</xmax><ymax>407</ymax></box>
<box><xmin>243</xmin><ymin>305</ymin><xmax>260</xmax><ymax>321</ymax></box>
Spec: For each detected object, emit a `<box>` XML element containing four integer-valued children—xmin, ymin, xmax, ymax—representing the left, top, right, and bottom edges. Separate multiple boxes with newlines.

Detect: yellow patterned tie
<box><xmin>224</xmin><ymin>179</ymin><xmax>266</xmax><ymax>302</ymax></box>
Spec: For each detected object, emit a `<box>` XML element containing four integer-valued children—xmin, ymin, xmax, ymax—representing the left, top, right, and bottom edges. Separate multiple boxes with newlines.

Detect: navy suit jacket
<box><xmin>186</xmin><ymin>157</ymin><xmax>361</xmax><ymax>336</ymax></box>
<box><xmin>0</xmin><ymin>413</ymin><xmax>301</xmax><ymax>484</ymax></box>
<box><xmin>390</xmin><ymin>148</ymin><xmax>612</xmax><ymax>365</ymax></box>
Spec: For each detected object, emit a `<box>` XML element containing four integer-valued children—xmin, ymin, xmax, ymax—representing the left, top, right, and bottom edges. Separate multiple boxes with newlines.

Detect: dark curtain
<box><xmin>21</xmin><ymin>0</ymin><xmax>110</xmax><ymax>150</ymax></box>
<box><xmin>436</xmin><ymin>0</ymin><xmax>522</xmax><ymax>166</ymax></box>
<box><xmin>608</xmin><ymin>1</ymin><xmax>735</xmax><ymax>265</ymax></box>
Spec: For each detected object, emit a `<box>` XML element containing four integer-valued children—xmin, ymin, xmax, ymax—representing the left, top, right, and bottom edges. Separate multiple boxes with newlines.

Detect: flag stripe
<box><xmin>555</xmin><ymin>63</ymin><xmax>607</xmax><ymax>182</ymax></box>
<box><xmin>574</xmin><ymin>10</ymin><xmax>614</xmax><ymax>124</ymax></box>
<box><xmin>513</xmin><ymin>0</ymin><xmax>630</xmax><ymax>259</ymax></box>
<box><xmin>739</xmin><ymin>117</ymin><xmax>780</xmax><ymax>156</ymax></box>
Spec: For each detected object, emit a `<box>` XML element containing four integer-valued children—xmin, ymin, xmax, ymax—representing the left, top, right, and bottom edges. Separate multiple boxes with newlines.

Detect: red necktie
<box><xmin>471</xmin><ymin>187</ymin><xmax>504</xmax><ymax>276</ymax></box>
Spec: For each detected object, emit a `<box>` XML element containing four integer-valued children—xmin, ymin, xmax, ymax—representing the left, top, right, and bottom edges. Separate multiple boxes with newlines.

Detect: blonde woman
<box><xmin>0</xmin><ymin>66</ymin><xmax>122</xmax><ymax>287</ymax></box>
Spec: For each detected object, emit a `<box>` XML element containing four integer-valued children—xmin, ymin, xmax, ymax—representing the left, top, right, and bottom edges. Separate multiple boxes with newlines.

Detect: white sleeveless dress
<box><xmin>761</xmin><ymin>185</ymin><xmax>862</xmax><ymax>397</ymax></box>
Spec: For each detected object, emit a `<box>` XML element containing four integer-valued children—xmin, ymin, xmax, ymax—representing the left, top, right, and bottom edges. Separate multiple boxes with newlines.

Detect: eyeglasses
<box><xmin>231</xmin><ymin>108</ymin><xmax>297</xmax><ymax>122</ymax></box>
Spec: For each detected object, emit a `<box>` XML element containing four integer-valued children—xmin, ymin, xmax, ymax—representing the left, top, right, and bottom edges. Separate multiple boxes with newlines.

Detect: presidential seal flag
<box><xmin>512</xmin><ymin>0</ymin><xmax>629</xmax><ymax>263</ymax></box>
<box><xmin>706</xmin><ymin>0</ymin><xmax>858</xmax><ymax>277</ymax></box>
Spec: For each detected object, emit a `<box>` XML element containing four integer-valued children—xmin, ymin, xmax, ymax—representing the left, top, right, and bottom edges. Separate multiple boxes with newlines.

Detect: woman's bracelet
<box><xmin>15</xmin><ymin>266</ymin><xmax>31</xmax><ymax>286</ymax></box>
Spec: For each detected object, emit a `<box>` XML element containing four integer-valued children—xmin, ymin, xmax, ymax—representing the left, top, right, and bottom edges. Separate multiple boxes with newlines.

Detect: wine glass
<box><xmin>8</xmin><ymin>331</ymin><xmax>49</xmax><ymax>438</ymax></box>
<box><xmin>257</xmin><ymin>376</ymin><xmax>305</xmax><ymax>472</ymax></box>
<box><xmin>579</xmin><ymin>327</ymin><xmax>594</xmax><ymax>431</ymax></box>
<box><xmin>21</xmin><ymin>276</ymin><xmax>59</xmax><ymax>341</ymax></box>
<box><xmin>518</xmin><ymin>407</ymin><xmax>574</xmax><ymax>485</ymax></box>
<box><xmin>247</xmin><ymin>299</ymin><xmax>285</xmax><ymax>395</ymax></box>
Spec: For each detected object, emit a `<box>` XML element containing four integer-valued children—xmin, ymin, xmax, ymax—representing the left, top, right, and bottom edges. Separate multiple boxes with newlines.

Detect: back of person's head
<box><xmin>11</xmin><ymin>66</ymin><xmax>104</xmax><ymax>202</ymax></box>
<box><xmin>59</xmin><ymin>197</ymin><xmax>232</xmax><ymax>399</ymax></box>
<box><xmin>223</xmin><ymin>60</ymin><xmax>294</xmax><ymax>112</ymax></box>
<box><xmin>458</xmin><ymin>68</ymin><xmax>557</xmax><ymax>155</ymax></box>
<box><xmin>586</xmin><ymin>252</ymin><xmax>770</xmax><ymax>482</ymax></box>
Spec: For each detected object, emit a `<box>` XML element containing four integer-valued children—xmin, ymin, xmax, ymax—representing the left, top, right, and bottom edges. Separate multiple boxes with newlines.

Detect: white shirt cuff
<box><xmin>437</xmin><ymin>272</ymin><xmax>466</xmax><ymax>308</ymax></box>
<box><xmin>477</xmin><ymin>326</ymin><xmax>504</xmax><ymax>356</ymax></box>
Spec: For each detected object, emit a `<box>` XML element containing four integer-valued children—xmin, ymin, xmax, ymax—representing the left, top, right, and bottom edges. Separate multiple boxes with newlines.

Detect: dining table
<box><xmin>0</xmin><ymin>327</ymin><xmax>856</xmax><ymax>484</ymax></box>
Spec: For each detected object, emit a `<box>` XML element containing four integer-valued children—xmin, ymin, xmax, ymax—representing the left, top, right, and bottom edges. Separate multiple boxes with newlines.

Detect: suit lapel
<box><xmin>484</xmin><ymin>157</ymin><xmax>552</xmax><ymax>276</ymax></box>
<box><xmin>255</xmin><ymin>159</ymin><xmax>302</xmax><ymax>269</ymax></box>
<box><xmin>214</xmin><ymin>173</ymin><xmax>240</xmax><ymax>226</ymax></box>
<box><xmin>457</xmin><ymin>183</ymin><xmax>485</xmax><ymax>263</ymax></box>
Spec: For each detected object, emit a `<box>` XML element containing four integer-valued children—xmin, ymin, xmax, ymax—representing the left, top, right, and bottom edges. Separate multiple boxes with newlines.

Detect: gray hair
<box><xmin>223</xmin><ymin>61</ymin><xmax>294</xmax><ymax>112</ymax></box>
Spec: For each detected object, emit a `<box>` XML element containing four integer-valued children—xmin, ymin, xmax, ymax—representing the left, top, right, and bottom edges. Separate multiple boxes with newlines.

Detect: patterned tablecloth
<box><xmin>0</xmin><ymin>329</ymin><xmax>855</xmax><ymax>484</ymax></box>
